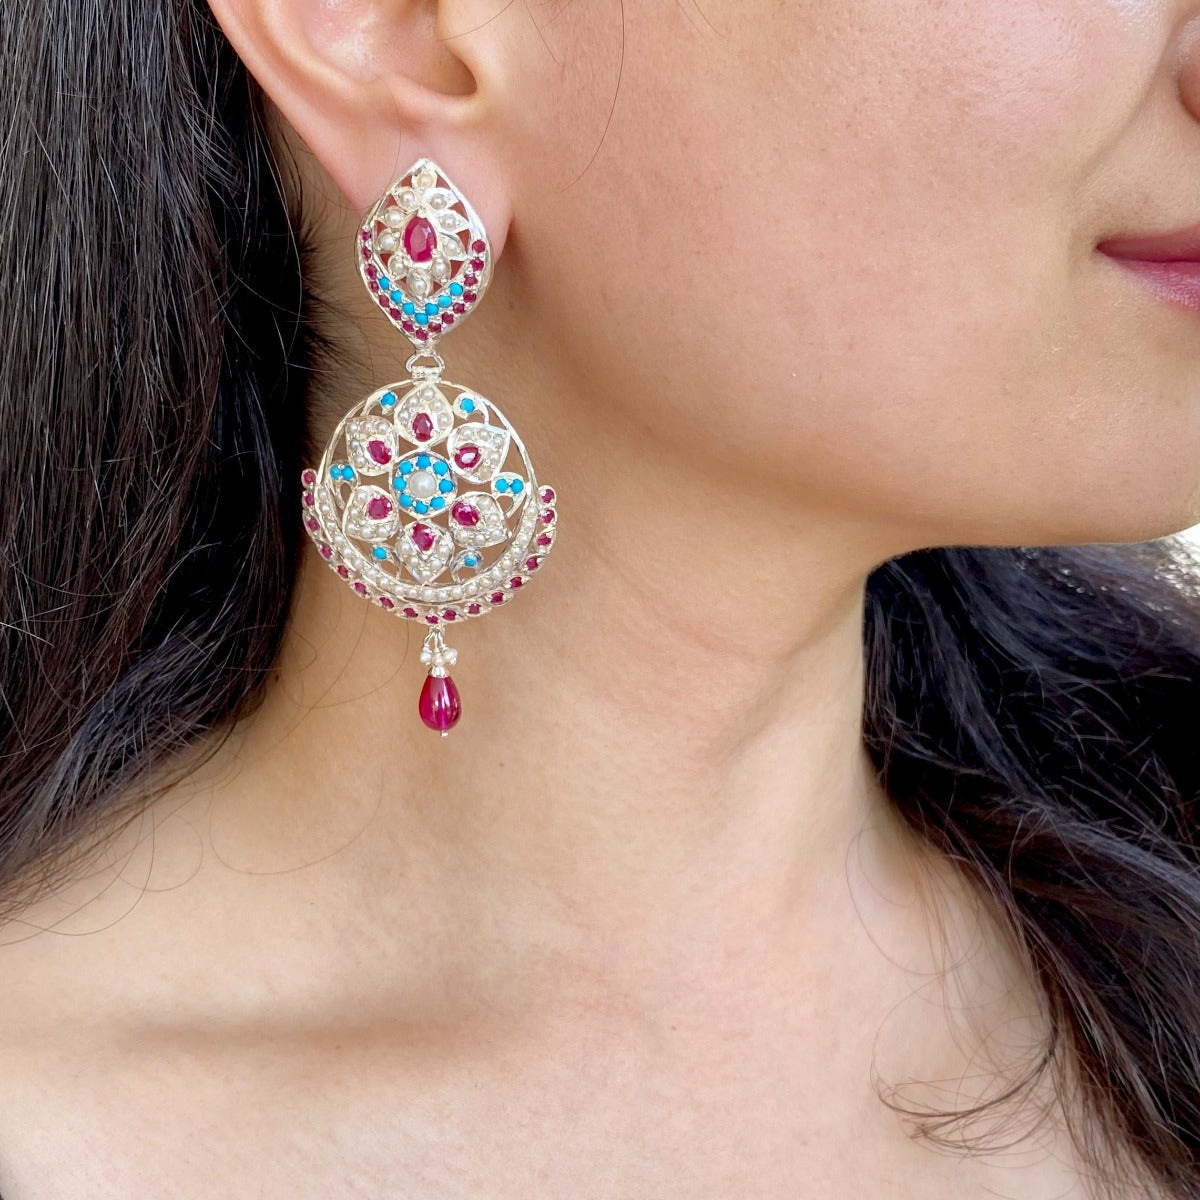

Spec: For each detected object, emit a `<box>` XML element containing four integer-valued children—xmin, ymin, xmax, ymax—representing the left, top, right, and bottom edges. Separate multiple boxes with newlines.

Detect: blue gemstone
<box><xmin>510</xmin><ymin>479</ymin><xmax>524</xmax><ymax>494</ymax></box>
<box><xmin>399</xmin><ymin>460</ymin><xmax>414</xmax><ymax>475</ymax></box>
<box><xmin>379</xmin><ymin>276</ymin><xmax>390</xmax><ymax>289</ymax></box>
<box><xmin>465</xmin><ymin>554</ymin><xmax>479</xmax><ymax>566</ymax></box>
<box><xmin>390</xmin><ymin>290</ymin><xmax>403</xmax><ymax>304</ymax></box>
<box><xmin>433</xmin><ymin>460</ymin><xmax>448</xmax><ymax>475</ymax></box>
<box><xmin>414</xmin><ymin>501</ymin><xmax>429</xmax><ymax>514</ymax></box>
<box><xmin>342</xmin><ymin>466</ymin><xmax>355</xmax><ymax>480</ymax></box>
<box><xmin>495</xmin><ymin>478</ymin><xmax>509</xmax><ymax>493</ymax></box>
<box><xmin>431</xmin><ymin>497</ymin><xmax>445</xmax><ymax>510</ymax></box>
<box><xmin>417</xmin><ymin>454</ymin><xmax>431</xmax><ymax>468</ymax></box>
<box><xmin>381</xmin><ymin>391</ymin><xmax>396</xmax><ymax>407</ymax></box>
<box><xmin>372</xmin><ymin>547</ymin><xmax>388</xmax><ymax>560</ymax></box>
<box><xmin>438</xmin><ymin>479</ymin><xmax>454</xmax><ymax>493</ymax></box>
<box><xmin>402</xmin><ymin>302</ymin><xmax>415</xmax><ymax>315</ymax></box>
<box><xmin>329</xmin><ymin>466</ymin><xmax>340</xmax><ymax>479</ymax></box>
<box><xmin>438</xmin><ymin>296</ymin><xmax>452</xmax><ymax>309</ymax></box>
<box><xmin>421</xmin><ymin>303</ymin><xmax>435</xmax><ymax>316</ymax></box>
<box><xmin>400</xmin><ymin>495</ymin><xmax>413</xmax><ymax>508</ymax></box>
<box><xmin>449</xmin><ymin>282</ymin><xmax>464</xmax><ymax>297</ymax></box>
<box><xmin>460</xmin><ymin>398</ymin><xmax>475</xmax><ymax>413</ymax></box>
<box><xmin>415</xmin><ymin>313</ymin><xmax>428</xmax><ymax>326</ymax></box>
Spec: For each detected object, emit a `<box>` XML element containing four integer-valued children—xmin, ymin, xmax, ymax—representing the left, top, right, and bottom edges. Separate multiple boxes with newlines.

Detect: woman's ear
<box><xmin>203</xmin><ymin>0</ymin><xmax>511</xmax><ymax>254</ymax></box>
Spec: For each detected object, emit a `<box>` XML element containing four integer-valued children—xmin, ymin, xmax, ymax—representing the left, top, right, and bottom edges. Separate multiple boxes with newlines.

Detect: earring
<box><xmin>299</xmin><ymin>157</ymin><xmax>559</xmax><ymax>736</ymax></box>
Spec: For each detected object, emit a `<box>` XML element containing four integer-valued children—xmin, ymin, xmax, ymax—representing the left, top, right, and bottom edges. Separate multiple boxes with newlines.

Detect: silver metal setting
<box><xmin>299</xmin><ymin>156</ymin><xmax>559</xmax><ymax>643</ymax></box>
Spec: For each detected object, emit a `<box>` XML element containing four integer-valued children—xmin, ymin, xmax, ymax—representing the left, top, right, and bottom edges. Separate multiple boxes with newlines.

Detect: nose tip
<box><xmin>1180</xmin><ymin>14</ymin><xmax>1200</xmax><ymax>124</ymax></box>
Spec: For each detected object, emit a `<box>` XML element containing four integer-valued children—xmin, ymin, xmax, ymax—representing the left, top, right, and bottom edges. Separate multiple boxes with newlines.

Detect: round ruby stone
<box><xmin>540</xmin><ymin>509</ymin><xmax>554</xmax><ymax>524</ymax></box>
<box><xmin>414</xmin><ymin>329</ymin><xmax>428</xmax><ymax>342</ymax></box>
<box><xmin>509</xmin><ymin>577</ymin><xmax>523</xmax><ymax>588</ymax></box>
<box><xmin>442</xmin><ymin>313</ymin><xmax>455</xmax><ymax>326</ymax></box>
<box><xmin>403</xmin><ymin>215</ymin><xmax>437</xmax><ymax>264</ymax></box>
<box><xmin>365</xmin><ymin>263</ymin><xmax>377</xmax><ymax>277</ymax></box>
<box><xmin>452</xmin><ymin>501</ymin><xmax>480</xmax><ymax>527</ymax></box>
<box><xmin>454</xmin><ymin>444</ymin><xmax>481</xmax><ymax>470</ymax></box>
<box><xmin>470</xmin><ymin>257</ymin><xmax>484</xmax><ymax>271</ymax></box>
<box><xmin>389</xmin><ymin>307</ymin><xmax>403</xmax><ymax>320</ymax></box>
<box><xmin>463</xmin><ymin>273</ymin><xmax>478</xmax><ymax>286</ymax></box>
<box><xmin>411</xmin><ymin>522</ymin><xmax>437</xmax><ymax>553</ymax></box>
<box><xmin>361</xmin><ymin>247</ymin><xmax>371</xmax><ymax>260</ymax></box>
<box><xmin>443</xmin><ymin>610</ymin><xmax>458</xmax><ymax>621</ymax></box>
<box><xmin>490</xmin><ymin>592</ymin><xmax>505</xmax><ymax>604</ymax></box>
<box><xmin>377</xmin><ymin>295</ymin><xmax>388</xmax><ymax>307</ymax></box>
<box><xmin>419</xmin><ymin>672</ymin><xmax>462</xmax><ymax>733</ymax></box>
<box><xmin>452</xmin><ymin>302</ymin><xmax>466</xmax><ymax>314</ymax></box>
<box><xmin>471</xmin><ymin>239</ymin><xmax>486</xmax><ymax>254</ymax></box>
<box><xmin>367</xmin><ymin>439</ymin><xmax>392</xmax><ymax>465</ymax></box>
<box><xmin>467</xmin><ymin>603</ymin><xmax>482</xmax><ymax>615</ymax></box>
<box><xmin>360</xmin><ymin>230</ymin><xmax>371</xmax><ymax>242</ymax></box>
<box><xmin>411</xmin><ymin>412</ymin><xmax>434</xmax><ymax>441</ymax></box>
<box><xmin>303</xmin><ymin>492</ymin><xmax>314</xmax><ymax>507</ymax></box>
<box><xmin>536</xmin><ymin>534</ymin><xmax>552</xmax><ymax>546</ymax></box>
<box><xmin>525</xmin><ymin>556</ymin><xmax>540</xmax><ymax>570</ymax></box>
<box><xmin>540</xmin><ymin>486</ymin><xmax>556</xmax><ymax>503</ymax></box>
<box><xmin>306</xmin><ymin>517</ymin><xmax>319</xmax><ymax>532</ymax></box>
<box><xmin>366</xmin><ymin>496</ymin><xmax>392</xmax><ymax>520</ymax></box>
<box><xmin>463</xmin><ymin>290</ymin><xmax>477</xmax><ymax>303</ymax></box>
<box><xmin>302</xmin><ymin>469</ymin><xmax>316</xmax><ymax>485</ymax></box>
<box><xmin>402</xmin><ymin>320</ymin><xmax>415</xmax><ymax>333</ymax></box>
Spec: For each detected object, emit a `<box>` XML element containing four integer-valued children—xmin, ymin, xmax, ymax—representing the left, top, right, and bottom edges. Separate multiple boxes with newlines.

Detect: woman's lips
<box><xmin>1097</xmin><ymin>222</ymin><xmax>1200</xmax><ymax>316</ymax></box>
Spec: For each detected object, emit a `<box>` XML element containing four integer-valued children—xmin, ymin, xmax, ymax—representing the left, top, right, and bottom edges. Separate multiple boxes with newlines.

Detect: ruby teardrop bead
<box><xmin>411</xmin><ymin>412</ymin><xmax>434</xmax><ymax>441</ymax></box>
<box><xmin>419</xmin><ymin>673</ymin><xmax>462</xmax><ymax>733</ymax></box>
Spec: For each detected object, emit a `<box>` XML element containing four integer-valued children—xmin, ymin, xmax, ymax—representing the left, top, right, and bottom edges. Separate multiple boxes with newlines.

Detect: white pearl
<box><xmin>376</xmin><ymin>232</ymin><xmax>397</xmax><ymax>253</ymax></box>
<box><xmin>408</xmin><ymin>470</ymin><xmax>438</xmax><ymax>499</ymax></box>
<box><xmin>385</xmin><ymin>207</ymin><xmax>405</xmax><ymax>229</ymax></box>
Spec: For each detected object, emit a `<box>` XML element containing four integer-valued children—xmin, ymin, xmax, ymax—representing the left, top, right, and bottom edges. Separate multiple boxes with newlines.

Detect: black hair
<box><xmin>2</xmin><ymin>1</ymin><xmax>1198</xmax><ymax>1196</ymax></box>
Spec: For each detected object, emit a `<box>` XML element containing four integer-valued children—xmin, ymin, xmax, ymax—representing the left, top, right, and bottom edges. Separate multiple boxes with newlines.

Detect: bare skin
<box><xmin>0</xmin><ymin>0</ymin><xmax>1196</xmax><ymax>1194</ymax></box>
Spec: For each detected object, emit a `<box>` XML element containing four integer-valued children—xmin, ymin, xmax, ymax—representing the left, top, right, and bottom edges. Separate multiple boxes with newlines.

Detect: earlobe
<box><xmin>202</xmin><ymin>0</ymin><xmax>511</xmax><ymax>255</ymax></box>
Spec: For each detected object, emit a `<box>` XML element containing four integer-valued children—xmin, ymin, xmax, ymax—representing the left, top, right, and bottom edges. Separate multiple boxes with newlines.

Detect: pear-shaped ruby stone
<box><xmin>403</xmin><ymin>216</ymin><xmax>437</xmax><ymax>264</ymax></box>
<box><xmin>411</xmin><ymin>522</ymin><xmax>437</xmax><ymax>553</ymax></box>
<box><xmin>419</xmin><ymin>673</ymin><xmax>462</xmax><ymax>733</ymax></box>
<box><xmin>454</xmin><ymin>444</ymin><xmax>481</xmax><ymax>470</ymax></box>
<box><xmin>367</xmin><ymin>439</ymin><xmax>392</xmax><ymax>465</ymax></box>
<box><xmin>411</xmin><ymin>412</ymin><xmax>434</xmax><ymax>441</ymax></box>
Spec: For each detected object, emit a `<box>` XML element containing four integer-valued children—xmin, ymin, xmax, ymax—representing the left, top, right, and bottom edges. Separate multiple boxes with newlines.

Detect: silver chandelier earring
<box><xmin>299</xmin><ymin>158</ymin><xmax>559</xmax><ymax>736</ymax></box>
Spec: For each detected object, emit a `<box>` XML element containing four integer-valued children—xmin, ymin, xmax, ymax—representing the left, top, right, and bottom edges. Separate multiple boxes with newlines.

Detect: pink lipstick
<box><xmin>1097</xmin><ymin>222</ymin><xmax>1200</xmax><ymax>316</ymax></box>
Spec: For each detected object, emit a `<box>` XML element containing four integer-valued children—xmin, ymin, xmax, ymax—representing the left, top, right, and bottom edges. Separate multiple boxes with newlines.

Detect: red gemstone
<box><xmin>463</xmin><ymin>290</ymin><xmax>477</xmax><ymax>303</ymax></box>
<box><xmin>428</xmin><ymin>321</ymin><xmax>442</xmax><ymax>334</ymax></box>
<box><xmin>414</xmin><ymin>329</ymin><xmax>428</xmax><ymax>342</ymax></box>
<box><xmin>419</xmin><ymin>672</ymin><xmax>462</xmax><ymax>733</ymax></box>
<box><xmin>536</xmin><ymin>534</ymin><xmax>552</xmax><ymax>546</ymax></box>
<box><xmin>411</xmin><ymin>522</ymin><xmax>437</xmax><ymax>552</ymax></box>
<box><xmin>301</xmin><ymin>469</ymin><xmax>316</xmax><ymax>485</ymax></box>
<box><xmin>509</xmin><ymin>577</ymin><xmax>523</xmax><ymax>588</ymax></box>
<box><xmin>403</xmin><ymin>215</ymin><xmax>437</xmax><ymax>263</ymax></box>
<box><xmin>463</xmin><ymin>273</ymin><xmax>478</xmax><ymax>286</ymax></box>
<box><xmin>402</xmin><ymin>320</ymin><xmax>415</xmax><ymax>333</ymax></box>
<box><xmin>403</xmin><ymin>606</ymin><xmax>419</xmax><ymax>618</ymax></box>
<box><xmin>540</xmin><ymin>509</ymin><xmax>554</xmax><ymax>523</ymax></box>
<box><xmin>306</xmin><ymin>517</ymin><xmax>319</xmax><ymax>532</ymax></box>
<box><xmin>368</xmin><ymin>279</ymin><xmax>379</xmax><ymax>292</ymax></box>
<box><xmin>452</xmin><ymin>501</ymin><xmax>480</xmax><ymax>527</ymax></box>
<box><xmin>470</xmin><ymin>257</ymin><xmax>484</xmax><ymax>271</ymax></box>
<box><xmin>354</xmin><ymin>581</ymin><xmax>367</xmax><ymax>595</ymax></box>
<box><xmin>389</xmin><ymin>307</ymin><xmax>403</xmax><ymax>319</ymax></box>
<box><xmin>490</xmin><ymin>592</ymin><xmax>505</xmax><ymax>604</ymax></box>
<box><xmin>442</xmin><ymin>313</ymin><xmax>455</xmax><ymax>326</ymax></box>
<box><xmin>452</xmin><ymin>302</ymin><xmax>466</xmax><ymax>314</ymax></box>
<box><xmin>367</xmin><ymin>439</ymin><xmax>391</xmax><ymax>465</ymax></box>
<box><xmin>366</xmin><ymin>496</ymin><xmax>392</xmax><ymax>520</ymax></box>
<box><xmin>467</xmin><ymin>603</ymin><xmax>482</xmax><ymax>615</ymax></box>
<box><xmin>454</xmin><ymin>444</ymin><xmax>481</xmax><ymax>470</ymax></box>
<box><xmin>525</xmin><ymin>556</ymin><xmax>540</xmax><ymax>570</ymax></box>
<box><xmin>365</xmin><ymin>262</ymin><xmax>377</xmax><ymax>276</ymax></box>
<box><xmin>336</xmin><ymin>565</ymin><xmax>349</xmax><ymax>578</ymax></box>
<box><xmin>425</xmin><ymin>615</ymin><xmax>439</xmax><ymax>624</ymax></box>
<box><xmin>471</xmin><ymin>239</ymin><xmax>486</xmax><ymax>254</ymax></box>
<box><xmin>379</xmin><ymin>596</ymin><xmax>395</xmax><ymax>609</ymax></box>
<box><xmin>361</xmin><ymin>247</ymin><xmax>371</xmax><ymax>260</ymax></box>
<box><xmin>540</xmin><ymin>486</ymin><xmax>556</xmax><ymax>503</ymax></box>
<box><xmin>303</xmin><ymin>492</ymin><xmax>314</xmax><ymax>507</ymax></box>
<box><xmin>377</xmin><ymin>295</ymin><xmax>388</xmax><ymax>307</ymax></box>
<box><xmin>443</xmin><ymin>610</ymin><xmax>458</xmax><ymax>621</ymax></box>
<box><xmin>319</xmin><ymin>543</ymin><xmax>332</xmax><ymax>558</ymax></box>
<box><xmin>411</xmin><ymin>412</ymin><xmax>434</xmax><ymax>441</ymax></box>
<box><xmin>360</xmin><ymin>230</ymin><xmax>371</xmax><ymax>242</ymax></box>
